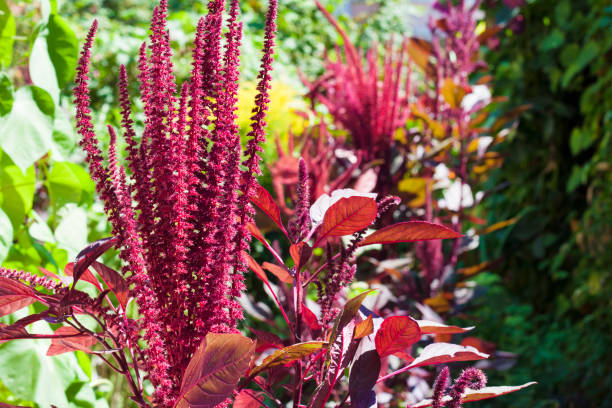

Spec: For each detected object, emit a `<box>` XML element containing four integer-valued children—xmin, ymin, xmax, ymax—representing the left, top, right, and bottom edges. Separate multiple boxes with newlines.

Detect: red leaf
<box><xmin>175</xmin><ymin>333</ymin><xmax>255</xmax><ymax>408</ymax></box>
<box><xmin>90</xmin><ymin>262</ymin><xmax>129</xmax><ymax>309</ymax></box>
<box><xmin>65</xmin><ymin>262</ymin><xmax>102</xmax><ymax>291</ymax></box>
<box><xmin>262</xmin><ymin>262</ymin><xmax>293</xmax><ymax>284</ymax></box>
<box><xmin>301</xmin><ymin>304</ymin><xmax>321</xmax><ymax>331</ymax></box>
<box><xmin>234</xmin><ymin>390</ymin><xmax>263</xmax><ymax>408</ymax></box>
<box><xmin>408</xmin><ymin>343</ymin><xmax>488</xmax><ymax>369</ymax></box>
<box><xmin>358</xmin><ymin>221</ymin><xmax>462</xmax><ymax>247</ymax></box>
<box><xmin>461</xmin><ymin>336</ymin><xmax>497</xmax><ymax>354</ymax></box>
<box><xmin>289</xmin><ymin>242</ymin><xmax>312</xmax><ymax>271</ymax></box>
<box><xmin>246</xmin><ymin>222</ymin><xmax>266</xmax><ymax>245</ymax></box>
<box><xmin>0</xmin><ymin>313</ymin><xmax>49</xmax><ymax>341</ymax></box>
<box><xmin>251</xmin><ymin>183</ymin><xmax>288</xmax><ymax>236</ymax></box>
<box><xmin>0</xmin><ymin>278</ymin><xmax>37</xmax><ymax>317</ymax></box>
<box><xmin>375</xmin><ymin>316</ymin><xmax>421</xmax><ymax>358</ymax></box>
<box><xmin>417</xmin><ymin>320</ymin><xmax>474</xmax><ymax>335</ymax></box>
<box><xmin>248</xmin><ymin>327</ymin><xmax>283</xmax><ymax>349</ymax></box>
<box><xmin>244</xmin><ymin>253</ymin><xmax>268</xmax><ymax>283</ymax></box>
<box><xmin>317</xmin><ymin>196</ymin><xmax>377</xmax><ymax>242</ymax></box>
<box><xmin>72</xmin><ymin>237</ymin><xmax>117</xmax><ymax>288</ymax></box>
<box><xmin>46</xmin><ymin>326</ymin><xmax>97</xmax><ymax>356</ymax></box>
<box><xmin>409</xmin><ymin>382</ymin><xmax>537</xmax><ymax>407</ymax></box>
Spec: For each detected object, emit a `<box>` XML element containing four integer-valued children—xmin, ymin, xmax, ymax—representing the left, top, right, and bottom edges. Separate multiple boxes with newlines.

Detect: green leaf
<box><xmin>0</xmin><ymin>72</ymin><xmax>13</xmax><ymax>115</ymax></box>
<box><xmin>29</xmin><ymin>32</ymin><xmax>60</xmax><ymax>102</ymax></box>
<box><xmin>0</xmin><ymin>0</ymin><xmax>16</xmax><ymax>68</ymax></box>
<box><xmin>539</xmin><ymin>29</ymin><xmax>565</xmax><ymax>52</ymax></box>
<box><xmin>47</xmin><ymin>14</ymin><xmax>79</xmax><ymax>88</ymax></box>
<box><xmin>0</xmin><ymin>86</ymin><xmax>54</xmax><ymax>173</ymax></box>
<box><xmin>0</xmin><ymin>151</ymin><xmax>36</xmax><ymax>230</ymax></box>
<box><xmin>46</xmin><ymin>162</ymin><xmax>95</xmax><ymax>209</ymax></box>
<box><xmin>0</xmin><ymin>207</ymin><xmax>13</xmax><ymax>263</ymax></box>
<box><xmin>54</xmin><ymin>204</ymin><xmax>88</xmax><ymax>259</ymax></box>
<box><xmin>561</xmin><ymin>41</ymin><xmax>600</xmax><ymax>88</ymax></box>
<box><xmin>0</xmin><ymin>334</ymin><xmax>89</xmax><ymax>407</ymax></box>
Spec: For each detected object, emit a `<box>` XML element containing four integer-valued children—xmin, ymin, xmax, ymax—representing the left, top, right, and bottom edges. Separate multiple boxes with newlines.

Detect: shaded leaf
<box><xmin>375</xmin><ymin>316</ymin><xmax>421</xmax><ymax>358</ymax></box>
<box><xmin>176</xmin><ymin>333</ymin><xmax>255</xmax><ymax>408</ymax></box>
<box><xmin>46</xmin><ymin>14</ymin><xmax>79</xmax><ymax>88</ymax></box>
<box><xmin>417</xmin><ymin>320</ymin><xmax>474</xmax><ymax>335</ymax></box>
<box><xmin>91</xmin><ymin>262</ymin><xmax>129</xmax><ymax>308</ymax></box>
<box><xmin>290</xmin><ymin>242</ymin><xmax>312</xmax><ymax>271</ymax></box>
<box><xmin>349</xmin><ymin>349</ymin><xmax>380</xmax><ymax>408</ymax></box>
<box><xmin>262</xmin><ymin>262</ymin><xmax>292</xmax><ymax>284</ymax></box>
<box><xmin>359</xmin><ymin>221</ymin><xmax>461</xmax><ymax>247</ymax></box>
<box><xmin>251</xmin><ymin>182</ymin><xmax>287</xmax><ymax>236</ymax></box>
<box><xmin>409</xmin><ymin>382</ymin><xmax>537</xmax><ymax>407</ymax></box>
<box><xmin>46</xmin><ymin>326</ymin><xmax>96</xmax><ymax>356</ymax></box>
<box><xmin>317</xmin><ymin>196</ymin><xmax>377</xmax><ymax>242</ymax></box>
<box><xmin>339</xmin><ymin>289</ymin><xmax>376</xmax><ymax>330</ymax></box>
<box><xmin>250</xmin><ymin>341</ymin><xmax>326</xmax><ymax>377</ymax></box>
<box><xmin>72</xmin><ymin>237</ymin><xmax>117</xmax><ymax>289</ymax></box>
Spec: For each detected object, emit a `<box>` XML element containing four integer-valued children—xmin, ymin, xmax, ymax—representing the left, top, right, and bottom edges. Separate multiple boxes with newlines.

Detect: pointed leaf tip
<box><xmin>358</xmin><ymin>221</ymin><xmax>461</xmax><ymax>247</ymax></box>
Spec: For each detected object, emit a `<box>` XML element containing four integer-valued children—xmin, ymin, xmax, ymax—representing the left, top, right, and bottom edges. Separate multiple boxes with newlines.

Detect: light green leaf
<box><xmin>29</xmin><ymin>32</ymin><xmax>60</xmax><ymax>103</ymax></box>
<box><xmin>46</xmin><ymin>162</ymin><xmax>95</xmax><ymax>209</ymax></box>
<box><xmin>0</xmin><ymin>86</ymin><xmax>54</xmax><ymax>173</ymax></box>
<box><xmin>28</xmin><ymin>210</ymin><xmax>55</xmax><ymax>243</ymax></box>
<box><xmin>0</xmin><ymin>0</ymin><xmax>16</xmax><ymax>68</ymax></box>
<box><xmin>0</xmin><ymin>207</ymin><xmax>13</xmax><ymax>263</ymax></box>
<box><xmin>47</xmin><ymin>14</ymin><xmax>79</xmax><ymax>88</ymax></box>
<box><xmin>51</xmin><ymin>107</ymin><xmax>79</xmax><ymax>160</ymax></box>
<box><xmin>0</xmin><ymin>72</ymin><xmax>13</xmax><ymax>115</ymax></box>
<box><xmin>0</xmin><ymin>335</ymin><xmax>88</xmax><ymax>407</ymax></box>
<box><xmin>54</xmin><ymin>204</ymin><xmax>88</xmax><ymax>259</ymax></box>
<box><xmin>0</xmin><ymin>151</ymin><xmax>36</xmax><ymax>230</ymax></box>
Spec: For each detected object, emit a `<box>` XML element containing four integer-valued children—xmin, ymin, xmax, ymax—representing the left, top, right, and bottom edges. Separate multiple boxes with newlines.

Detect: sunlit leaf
<box><xmin>0</xmin><ymin>277</ymin><xmax>37</xmax><ymax>317</ymax></box>
<box><xmin>354</xmin><ymin>315</ymin><xmax>374</xmax><ymax>339</ymax></box>
<box><xmin>176</xmin><ymin>333</ymin><xmax>255</xmax><ymax>408</ymax></box>
<box><xmin>244</xmin><ymin>252</ymin><xmax>268</xmax><ymax>283</ymax></box>
<box><xmin>250</xmin><ymin>341</ymin><xmax>326</xmax><ymax>377</ymax></box>
<box><xmin>251</xmin><ymin>182</ymin><xmax>287</xmax><ymax>236</ymax></box>
<box><xmin>317</xmin><ymin>196</ymin><xmax>377</xmax><ymax>242</ymax></box>
<box><xmin>71</xmin><ymin>237</ymin><xmax>117</xmax><ymax>289</ymax></box>
<box><xmin>46</xmin><ymin>326</ymin><xmax>97</xmax><ymax>356</ymax></box>
<box><xmin>408</xmin><ymin>343</ymin><xmax>488</xmax><ymax>368</ymax></box>
<box><xmin>375</xmin><ymin>316</ymin><xmax>421</xmax><ymax>358</ymax></box>
<box><xmin>359</xmin><ymin>221</ymin><xmax>461</xmax><ymax>247</ymax></box>
<box><xmin>262</xmin><ymin>262</ymin><xmax>292</xmax><ymax>284</ymax></box>
<box><xmin>91</xmin><ymin>262</ymin><xmax>129</xmax><ymax>308</ymax></box>
<box><xmin>417</xmin><ymin>320</ymin><xmax>474</xmax><ymax>335</ymax></box>
<box><xmin>301</xmin><ymin>303</ymin><xmax>321</xmax><ymax>331</ymax></box>
<box><xmin>409</xmin><ymin>382</ymin><xmax>537</xmax><ymax>407</ymax></box>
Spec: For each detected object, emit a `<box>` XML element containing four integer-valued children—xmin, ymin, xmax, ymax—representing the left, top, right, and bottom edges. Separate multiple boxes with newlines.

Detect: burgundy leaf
<box><xmin>64</xmin><ymin>262</ymin><xmax>102</xmax><ymax>291</ymax></box>
<box><xmin>46</xmin><ymin>326</ymin><xmax>97</xmax><ymax>356</ymax></box>
<box><xmin>251</xmin><ymin>182</ymin><xmax>288</xmax><ymax>236</ymax></box>
<box><xmin>175</xmin><ymin>333</ymin><xmax>255</xmax><ymax>408</ymax></box>
<box><xmin>245</xmin><ymin>253</ymin><xmax>268</xmax><ymax>283</ymax></box>
<box><xmin>72</xmin><ymin>237</ymin><xmax>117</xmax><ymax>288</ymax></box>
<box><xmin>417</xmin><ymin>320</ymin><xmax>474</xmax><ymax>335</ymax></box>
<box><xmin>262</xmin><ymin>262</ymin><xmax>293</xmax><ymax>284</ymax></box>
<box><xmin>408</xmin><ymin>343</ymin><xmax>489</xmax><ymax>369</ymax></box>
<box><xmin>349</xmin><ymin>349</ymin><xmax>380</xmax><ymax>408</ymax></box>
<box><xmin>358</xmin><ymin>221</ymin><xmax>462</xmax><ymax>247</ymax></box>
<box><xmin>302</xmin><ymin>303</ymin><xmax>322</xmax><ymax>331</ymax></box>
<box><xmin>409</xmin><ymin>382</ymin><xmax>537</xmax><ymax>407</ymax></box>
<box><xmin>233</xmin><ymin>390</ymin><xmax>263</xmax><ymax>408</ymax></box>
<box><xmin>0</xmin><ymin>278</ymin><xmax>38</xmax><ymax>317</ymax></box>
<box><xmin>0</xmin><ymin>312</ymin><xmax>49</xmax><ymax>341</ymax></box>
<box><xmin>375</xmin><ymin>316</ymin><xmax>422</xmax><ymax>358</ymax></box>
<box><xmin>316</xmin><ymin>196</ymin><xmax>377</xmax><ymax>243</ymax></box>
<box><xmin>91</xmin><ymin>262</ymin><xmax>129</xmax><ymax>308</ymax></box>
<box><xmin>290</xmin><ymin>242</ymin><xmax>312</xmax><ymax>271</ymax></box>
<box><xmin>248</xmin><ymin>327</ymin><xmax>283</xmax><ymax>349</ymax></box>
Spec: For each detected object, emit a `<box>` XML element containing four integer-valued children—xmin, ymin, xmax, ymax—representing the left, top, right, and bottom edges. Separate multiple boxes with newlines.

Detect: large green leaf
<box><xmin>0</xmin><ymin>86</ymin><xmax>54</xmax><ymax>173</ymax></box>
<box><xmin>0</xmin><ymin>207</ymin><xmax>13</xmax><ymax>263</ymax></box>
<box><xmin>0</xmin><ymin>152</ymin><xmax>36</xmax><ymax>231</ymax></box>
<box><xmin>46</xmin><ymin>162</ymin><xmax>95</xmax><ymax>209</ymax></box>
<box><xmin>0</xmin><ymin>0</ymin><xmax>16</xmax><ymax>68</ymax></box>
<box><xmin>54</xmin><ymin>204</ymin><xmax>88</xmax><ymax>259</ymax></box>
<box><xmin>47</xmin><ymin>14</ymin><xmax>79</xmax><ymax>89</ymax></box>
<box><xmin>29</xmin><ymin>32</ymin><xmax>60</xmax><ymax>102</ymax></box>
<box><xmin>0</xmin><ymin>72</ymin><xmax>13</xmax><ymax>115</ymax></box>
<box><xmin>0</xmin><ymin>333</ymin><xmax>89</xmax><ymax>407</ymax></box>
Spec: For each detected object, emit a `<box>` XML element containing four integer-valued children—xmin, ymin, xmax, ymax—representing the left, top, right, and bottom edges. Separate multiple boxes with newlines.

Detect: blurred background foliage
<box><xmin>0</xmin><ymin>0</ymin><xmax>610</xmax><ymax>406</ymax></box>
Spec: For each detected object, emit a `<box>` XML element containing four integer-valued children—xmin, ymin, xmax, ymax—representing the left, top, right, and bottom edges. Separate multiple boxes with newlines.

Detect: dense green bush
<box><xmin>477</xmin><ymin>0</ymin><xmax>612</xmax><ymax>405</ymax></box>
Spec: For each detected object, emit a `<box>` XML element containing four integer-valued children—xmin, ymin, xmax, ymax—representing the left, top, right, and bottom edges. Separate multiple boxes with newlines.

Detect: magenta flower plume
<box><xmin>73</xmin><ymin>0</ymin><xmax>278</xmax><ymax>404</ymax></box>
<box><xmin>448</xmin><ymin>368</ymin><xmax>487</xmax><ymax>408</ymax></box>
<box><xmin>295</xmin><ymin>157</ymin><xmax>312</xmax><ymax>241</ymax></box>
<box><xmin>432</xmin><ymin>366</ymin><xmax>450</xmax><ymax>408</ymax></box>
